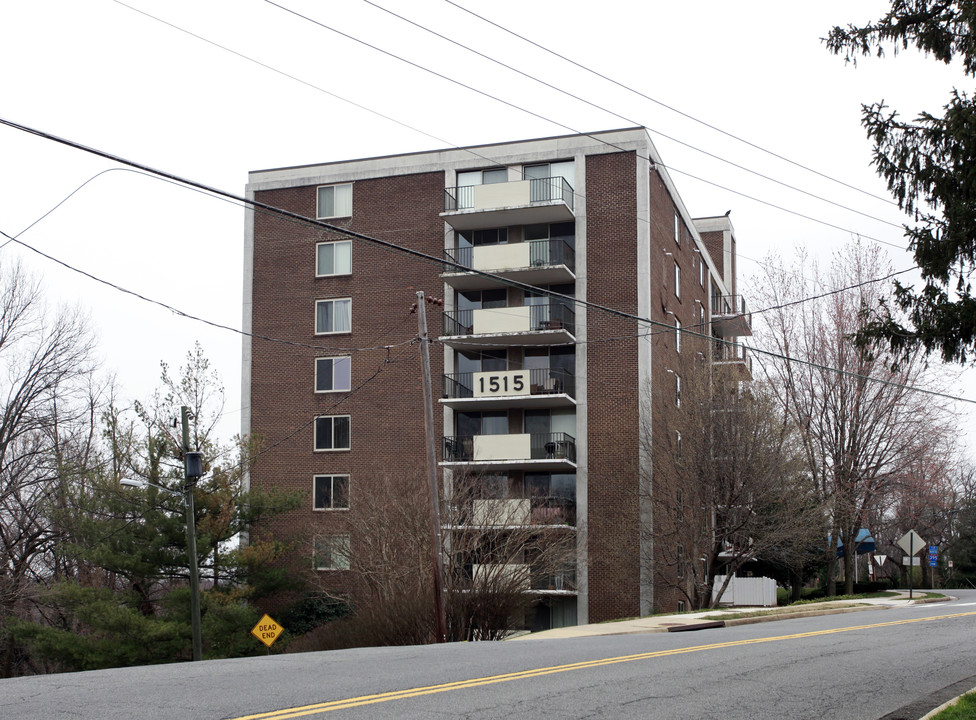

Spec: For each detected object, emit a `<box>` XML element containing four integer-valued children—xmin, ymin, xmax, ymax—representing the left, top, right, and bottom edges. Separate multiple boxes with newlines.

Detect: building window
<box><xmin>675</xmin><ymin>374</ymin><xmax>682</xmax><ymax>408</ymax></box>
<box><xmin>316</xmin><ymin>240</ymin><xmax>352</xmax><ymax>276</ymax></box>
<box><xmin>674</xmin><ymin>261</ymin><xmax>681</xmax><ymax>299</ymax></box>
<box><xmin>458</xmin><ymin>168</ymin><xmax>509</xmax><ymax>187</ymax></box>
<box><xmin>700</xmin><ymin>257</ymin><xmax>706</xmax><ymax>287</ymax></box>
<box><xmin>314</xmin><ymin>534</ymin><xmax>350</xmax><ymax>571</ymax></box>
<box><xmin>677</xmin><ymin>543</ymin><xmax>685</xmax><ymax>578</ymax></box>
<box><xmin>315</xmin><ymin>357</ymin><xmax>351</xmax><ymax>393</ymax></box>
<box><xmin>315</xmin><ymin>415</ymin><xmax>350</xmax><ymax>451</ymax></box>
<box><xmin>677</xmin><ymin>600</ymin><xmax>686</xmax><ymax>612</ymax></box>
<box><xmin>676</xmin><ymin>487</ymin><xmax>684</xmax><ymax>521</ymax></box>
<box><xmin>314</xmin><ymin>474</ymin><xmax>350</xmax><ymax>510</ymax></box>
<box><xmin>315</xmin><ymin>298</ymin><xmax>351</xmax><ymax>334</ymax></box>
<box><xmin>675</xmin><ymin>318</ymin><xmax>681</xmax><ymax>353</ymax></box>
<box><xmin>674</xmin><ymin>211</ymin><xmax>680</xmax><ymax>245</ymax></box>
<box><xmin>316</xmin><ymin>184</ymin><xmax>352</xmax><ymax>219</ymax></box>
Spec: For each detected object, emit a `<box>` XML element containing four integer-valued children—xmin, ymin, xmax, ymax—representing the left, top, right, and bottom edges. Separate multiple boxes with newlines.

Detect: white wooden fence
<box><xmin>712</xmin><ymin>575</ymin><xmax>777</xmax><ymax>607</ymax></box>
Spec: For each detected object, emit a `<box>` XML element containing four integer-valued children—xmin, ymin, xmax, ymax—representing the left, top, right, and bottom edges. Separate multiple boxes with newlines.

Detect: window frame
<box><xmin>315</xmin><ymin>240</ymin><xmax>352</xmax><ymax>277</ymax></box>
<box><xmin>674</xmin><ymin>261</ymin><xmax>681</xmax><ymax>299</ymax></box>
<box><xmin>316</xmin><ymin>183</ymin><xmax>353</xmax><ymax>220</ymax></box>
<box><xmin>315</xmin><ymin>356</ymin><xmax>352</xmax><ymax>393</ymax></box>
<box><xmin>675</xmin><ymin>317</ymin><xmax>681</xmax><ymax>354</ymax></box>
<box><xmin>314</xmin><ymin>415</ymin><xmax>351</xmax><ymax>452</ymax></box>
<box><xmin>675</xmin><ymin>374</ymin><xmax>682</xmax><ymax>408</ymax></box>
<box><xmin>315</xmin><ymin>298</ymin><xmax>352</xmax><ymax>335</ymax></box>
<box><xmin>674</xmin><ymin>211</ymin><xmax>680</xmax><ymax>245</ymax></box>
<box><xmin>314</xmin><ymin>534</ymin><xmax>351</xmax><ymax>571</ymax></box>
<box><xmin>313</xmin><ymin>474</ymin><xmax>350</xmax><ymax>511</ymax></box>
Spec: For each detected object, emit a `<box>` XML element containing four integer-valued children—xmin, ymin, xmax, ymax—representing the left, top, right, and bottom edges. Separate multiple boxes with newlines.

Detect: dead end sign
<box><xmin>251</xmin><ymin>614</ymin><xmax>283</xmax><ymax>648</ymax></box>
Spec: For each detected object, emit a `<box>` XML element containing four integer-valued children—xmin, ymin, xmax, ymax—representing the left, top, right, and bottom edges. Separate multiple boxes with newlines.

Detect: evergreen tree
<box><xmin>14</xmin><ymin>345</ymin><xmax>302</xmax><ymax>671</ymax></box>
<box><xmin>827</xmin><ymin>2</ymin><xmax>976</xmax><ymax>362</ymax></box>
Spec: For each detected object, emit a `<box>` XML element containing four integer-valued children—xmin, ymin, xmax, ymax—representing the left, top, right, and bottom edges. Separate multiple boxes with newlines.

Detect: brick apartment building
<box><xmin>242</xmin><ymin>127</ymin><xmax>751</xmax><ymax>629</ymax></box>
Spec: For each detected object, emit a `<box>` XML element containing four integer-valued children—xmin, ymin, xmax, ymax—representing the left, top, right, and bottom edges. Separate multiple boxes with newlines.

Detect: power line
<box><xmin>2</xmin><ymin>163</ymin><xmax>912</xmax><ymax>359</ymax></box>
<box><xmin>443</xmin><ymin>0</ymin><xmax>899</xmax><ymax>208</ymax></box>
<box><xmin>263</xmin><ymin>0</ymin><xmax>909</xmax><ymax>253</ymax></box>
<box><xmin>0</xmin><ymin>229</ymin><xmax>415</xmax><ymax>355</ymax></box>
<box><xmin>107</xmin><ymin>0</ymin><xmax>909</xmax><ymax>266</ymax></box>
<box><xmin>362</xmin><ymin>0</ymin><xmax>904</xmax><ymax>231</ymax></box>
<box><xmin>1</xmin><ymin>116</ymin><xmax>968</xmax><ymax>408</ymax></box>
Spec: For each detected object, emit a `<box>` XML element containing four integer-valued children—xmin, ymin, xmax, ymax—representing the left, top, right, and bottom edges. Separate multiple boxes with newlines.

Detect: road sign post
<box><xmin>897</xmin><ymin>530</ymin><xmax>926</xmax><ymax>600</ymax></box>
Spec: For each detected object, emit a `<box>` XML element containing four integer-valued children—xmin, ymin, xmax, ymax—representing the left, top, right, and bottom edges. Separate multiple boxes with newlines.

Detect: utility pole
<box><xmin>416</xmin><ymin>291</ymin><xmax>447</xmax><ymax>642</ymax></box>
<box><xmin>181</xmin><ymin>406</ymin><xmax>203</xmax><ymax>661</ymax></box>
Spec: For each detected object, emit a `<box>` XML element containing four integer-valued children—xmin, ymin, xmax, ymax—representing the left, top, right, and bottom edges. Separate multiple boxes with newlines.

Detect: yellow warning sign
<box><xmin>251</xmin><ymin>614</ymin><xmax>283</xmax><ymax>648</ymax></box>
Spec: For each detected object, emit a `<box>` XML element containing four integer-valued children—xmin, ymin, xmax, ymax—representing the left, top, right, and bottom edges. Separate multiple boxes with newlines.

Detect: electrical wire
<box><xmin>443</xmin><ymin>0</ymin><xmax>900</xmax><ymax>208</ymax></box>
<box><xmin>362</xmin><ymin>0</ymin><xmax>904</xmax><ymax>231</ymax></box>
<box><xmin>0</xmin><ymin>229</ymin><xmax>415</xmax><ymax>355</ymax></box>
<box><xmin>104</xmin><ymin>0</ymin><xmax>909</xmax><ymax>272</ymax></box>
<box><xmin>264</xmin><ymin>0</ymin><xmax>909</xmax><ymax>251</ymax></box>
<box><xmin>0</xmin><ymin>116</ymin><xmax>968</xmax><ymax>407</ymax></box>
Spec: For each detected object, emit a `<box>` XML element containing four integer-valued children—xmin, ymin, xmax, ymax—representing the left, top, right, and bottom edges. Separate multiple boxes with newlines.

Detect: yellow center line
<box><xmin>228</xmin><ymin>610</ymin><xmax>976</xmax><ymax>720</ymax></box>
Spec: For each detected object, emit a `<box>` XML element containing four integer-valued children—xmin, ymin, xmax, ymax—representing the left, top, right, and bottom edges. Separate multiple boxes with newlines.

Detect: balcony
<box><xmin>531</xmin><ymin>564</ymin><xmax>578</xmax><ymax>594</ymax></box>
<box><xmin>441</xmin><ymin>432</ymin><xmax>577</xmax><ymax>471</ymax></box>
<box><xmin>465</xmin><ymin>497</ymin><xmax>576</xmax><ymax>528</ymax></box>
<box><xmin>713</xmin><ymin>340</ymin><xmax>753</xmax><ymax>381</ymax></box>
<box><xmin>711</xmin><ymin>294</ymin><xmax>752</xmax><ymax>337</ymax></box>
<box><xmin>440</xmin><ymin>303</ymin><xmax>575</xmax><ymax>348</ymax></box>
<box><xmin>441</xmin><ymin>368</ymin><xmax>576</xmax><ymax>410</ymax></box>
<box><xmin>466</xmin><ymin>563</ymin><xmax>578</xmax><ymax>595</ymax></box>
<box><xmin>441</xmin><ymin>176</ymin><xmax>574</xmax><ymax>231</ymax></box>
<box><xmin>442</xmin><ymin>238</ymin><xmax>576</xmax><ymax>290</ymax></box>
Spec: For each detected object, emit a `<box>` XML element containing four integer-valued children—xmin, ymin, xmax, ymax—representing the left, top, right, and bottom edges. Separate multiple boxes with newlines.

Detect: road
<box><xmin>3</xmin><ymin>593</ymin><xmax>976</xmax><ymax>719</ymax></box>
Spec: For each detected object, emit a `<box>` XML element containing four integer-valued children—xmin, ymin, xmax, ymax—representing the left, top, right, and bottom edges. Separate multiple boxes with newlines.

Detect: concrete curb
<box><xmin>919</xmin><ymin>687</ymin><xmax>976</xmax><ymax>719</ymax></box>
<box><xmin>514</xmin><ymin>593</ymin><xmax>953</xmax><ymax>640</ymax></box>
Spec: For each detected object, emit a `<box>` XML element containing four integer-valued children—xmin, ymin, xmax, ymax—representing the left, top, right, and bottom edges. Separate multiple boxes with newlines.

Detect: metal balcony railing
<box><xmin>714</xmin><ymin>340</ymin><xmax>753</xmax><ymax>374</ymax></box>
<box><xmin>441</xmin><ymin>302</ymin><xmax>576</xmax><ymax>337</ymax></box>
<box><xmin>529</xmin><ymin>176</ymin><xmax>574</xmax><ymax>209</ymax></box>
<box><xmin>531</xmin><ymin>564</ymin><xmax>578</xmax><ymax>592</ymax></box>
<box><xmin>453</xmin><ymin>496</ymin><xmax>576</xmax><ymax>527</ymax></box>
<box><xmin>442</xmin><ymin>432</ymin><xmax>577</xmax><ymax>463</ymax></box>
<box><xmin>529</xmin><ymin>496</ymin><xmax>577</xmax><ymax>526</ymax></box>
<box><xmin>711</xmin><ymin>294</ymin><xmax>751</xmax><ymax>321</ymax></box>
<box><xmin>442</xmin><ymin>368</ymin><xmax>575</xmax><ymax>400</ymax></box>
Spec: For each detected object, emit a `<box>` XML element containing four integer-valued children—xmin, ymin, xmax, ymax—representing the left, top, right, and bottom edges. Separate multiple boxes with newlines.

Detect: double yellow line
<box><xmin>230</xmin><ymin>610</ymin><xmax>976</xmax><ymax>719</ymax></box>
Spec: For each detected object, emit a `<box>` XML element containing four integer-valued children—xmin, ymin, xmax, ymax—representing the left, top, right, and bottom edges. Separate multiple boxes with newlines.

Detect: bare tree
<box><xmin>753</xmin><ymin>242</ymin><xmax>957</xmax><ymax>594</ymax></box>
<box><xmin>0</xmin><ymin>261</ymin><xmax>96</xmax><ymax>676</ymax></box>
<box><xmin>648</xmin><ymin>367</ymin><xmax>820</xmax><ymax>609</ymax></box>
<box><xmin>299</xmin><ymin>468</ymin><xmax>575</xmax><ymax>647</ymax></box>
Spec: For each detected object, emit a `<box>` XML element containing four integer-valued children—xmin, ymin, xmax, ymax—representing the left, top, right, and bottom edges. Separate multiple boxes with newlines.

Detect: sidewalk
<box><xmin>511</xmin><ymin>591</ymin><xmax>948</xmax><ymax>641</ymax></box>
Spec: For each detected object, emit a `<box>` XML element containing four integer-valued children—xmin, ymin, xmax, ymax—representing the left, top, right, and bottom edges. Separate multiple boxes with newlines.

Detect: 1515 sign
<box><xmin>473</xmin><ymin>370</ymin><xmax>530</xmax><ymax>397</ymax></box>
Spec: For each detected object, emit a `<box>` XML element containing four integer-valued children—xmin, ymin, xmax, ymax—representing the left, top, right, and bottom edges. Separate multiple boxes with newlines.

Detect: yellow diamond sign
<box><xmin>251</xmin><ymin>614</ymin><xmax>283</xmax><ymax>648</ymax></box>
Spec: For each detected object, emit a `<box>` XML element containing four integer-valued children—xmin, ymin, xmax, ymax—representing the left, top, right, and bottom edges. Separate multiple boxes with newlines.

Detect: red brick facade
<box><xmin>245</xmin><ymin>129</ymin><xmax>747</xmax><ymax>625</ymax></box>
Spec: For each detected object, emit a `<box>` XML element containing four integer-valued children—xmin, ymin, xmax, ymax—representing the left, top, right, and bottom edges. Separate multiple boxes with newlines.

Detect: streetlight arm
<box><xmin>119</xmin><ymin>477</ymin><xmax>183</xmax><ymax>498</ymax></box>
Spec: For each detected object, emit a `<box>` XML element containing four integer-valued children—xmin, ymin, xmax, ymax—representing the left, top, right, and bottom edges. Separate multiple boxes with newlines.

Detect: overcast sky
<box><xmin>1</xmin><ymin>0</ymin><xmax>972</xmax><ymax>451</ymax></box>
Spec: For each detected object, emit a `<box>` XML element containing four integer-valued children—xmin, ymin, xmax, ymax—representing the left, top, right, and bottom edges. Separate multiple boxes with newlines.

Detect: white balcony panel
<box><xmin>473</xmin><ymin>306</ymin><xmax>531</xmax><ymax>335</ymax></box>
<box><xmin>474</xmin><ymin>433</ymin><xmax>531</xmax><ymax>461</ymax></box>
<box><xmin>472</xmin><ymin>499</ymin><xmax>530</xmax><ymax>526</ymax></box>
<box><xmin>473</xmin><ymin>180</ymin><xmax>531</xmax><ymax>210</ymax></box>
<box><xmin>472</xmin><ymin>243</ymin><xmax>531</xmax><ymax>272</ymax></box>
